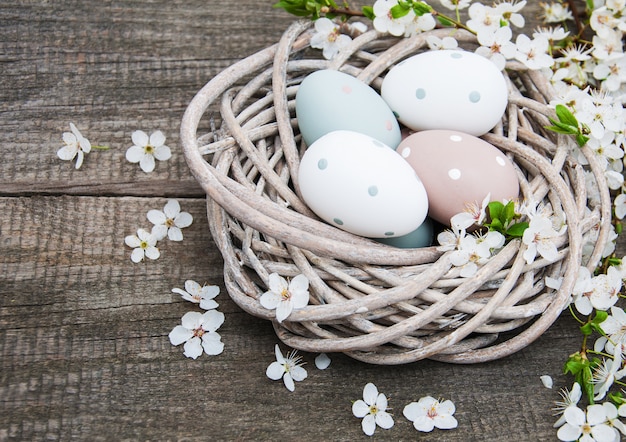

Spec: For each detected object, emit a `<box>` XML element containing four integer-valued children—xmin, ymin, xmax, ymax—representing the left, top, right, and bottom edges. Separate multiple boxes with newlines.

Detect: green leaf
<box><xmin>555</xmin><ymin>104</ymin><xmax>579</xmax><ymax>128</ymax></box>
<box><xmin>576</xmin><ymin>133</ymin><xmax>590</xmax><ymax>147</ymax></box>
<box><xmin>362</xmin><ymin>5</ymin><xmax>375</xmax><ymax>20</ymax></box>
<box><xmin>545</xmin><ymin>119</ymin><xmax>578</xmax><ymax>135</ymax></box>
<box><xmin>487</xmin><ymin>201</ymin><xmax>504</xmax><ymax>221</ymax></box>
<box><xmin>437</xmin><ymin>15</ymin><xmax>453</xmax><ymax>26</ymax></box>
<box><xmin>505</xmin><ymin>222</ymin><xmax>529</xmax><ymax>238</ymax></box>
<box><xmin>390</xmin><ymin>3</ymin><xmax>411</xmax><ymax>18</ymax></box>
<box><xmin>503</xmin><ymin>201</ymin><xmax>516</xmax><ymax>225</ymax></box>
<box><xmin>580</xmin><ymin>322</ymin><xmax>593</xmax><ymax>336</ymax></box>
<box><xmin>412</xmin><ymin>1</ymin><xmax>433</xmax><ymax>15</ymax></box>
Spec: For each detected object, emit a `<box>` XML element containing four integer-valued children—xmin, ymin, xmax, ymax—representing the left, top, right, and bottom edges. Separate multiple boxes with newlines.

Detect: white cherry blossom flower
<box><xmin>614</xmin><ymin>193</ymin><xmax>626</xmax><ymax>219</ymax></box>
<box><xmin>57</xmin><ymin>123</ymin><xmax>92</xmax><ymax>169</ymax></box>
<box><xmin>541</xmin><ymin>2</ymin><xmax>574</xmax><ymax>23</ymax></box>
<box><xmin>591</xmin><ymin>357</ymin><xmax>626</xmax><ymax>400</ymax></box>
<box><xmin>592</xmin><ymin>30</ymin><xmax>624</xmax><ymax>61</ymax></box>
<box><xmin>475</xmin><ymin>26</ymin><xmax>517</xmax><ymax>70</ymax></box>
<box><xmin>602</xmin><ymin>402</ymin><xmax>626</xmax><ymax>440</ymax></box>
<box><xmin>466</xmin><ymin>2</ymin><xmax>500</xmax><ymax>34</ymax></box>
<box><xmin>438</xmin><ymin>0</ymin><xmax>471</xmax><ymax>10</ymax></box>
<box><xmin>266</xmin><ymin>344</ymin><xmax>307</xmax><ymax>392</ymax></box>
<box><xmin>494</xmin><ymin>0</ymin><xmax>526</xmax><ymax>28</ymax></box>
<box><xmin>593</xmin><ymin>54</ymin><xmax>626</xmax><ymax>91</ymax></box>
<box><xmin>147</xmin><ymin>199</ymin><xmax>193</xmax><ymax>241</ymax></box>
<box><xmin>172</xmin><ymin>280</ymin><xmax>219</xmax><ymax>310</ymax></box>
<box><xmin>515</xmin><ymin>34</ymin><xmax>555</xmax><ymax>70</ymax></box>
<box><xmin>403</xmin><ymin>11</ymin><xmax>436</xmax><ymax>37</ymax></box>
<box><xmin>168</xmin><ymin>310</ymin><xmax>225</xmax><ymax>359</ymax></box>
<box><xmin>557</xmin><ymin>404</ymin><xmax>615</xmax><ymax>441</ymax></box>
<box><xmin>403</xmin><ymin>396</ymin><xmax>458</xmax><ymax>432</ymax></box>
<box><xmin>373</xmin><ymin>0</ymin><xmax>412</xmax><ymax>36</ymax></box>
<box><xmin>522</xmin><ymin>215</ymin><xmax>566</xmax><ymax>264</ymax></box>
<box><xmin>352</xmin><ymin>383</ymin><xmax>394</xmax><ymax>436</ymax></box>
<box><xmin>572</xmin><ymin>266</ymin><xmax>595</xmax><ymax>315</ymax></box>
<box><xmin>310</xmin><ymin>18</ymin><xmax>352</xmax><ymax>60</ymax></box>
<box><xmin>426</xmin><ymin>35</ymin><xmax>458</xmax><ymax>50</ymax></box>
<box><xmin>533</xmin><ymin>26</ymin><xmax>569</xmax><ymax>42</ymax></box>
<box><xmin>450</xmin><ymin>193</ymin><xmax>490</xmax><ymax>230</ymax></box>
<box><xmin>260</xmin><ymin>273</ymin><xmax>309</xmax><ymax>323</ymax></box>
<box><xmin>125</xmin><ymin>130</ymin><xmax>171</xmax><ymax>173</ymax></box>
<box><xmin>124</xmin><ymin>228</ymin><xmax>160</xmax><ymax>263</ymax></box>
<box><xmin>553</xmin><ymin>383</ymin><xmax>582</xmax><ymax>428</ymax></box>
<box><xmin>596</xmin><ymin>307</ymin><xmax>626</xmax><ymax>363</ymax></box>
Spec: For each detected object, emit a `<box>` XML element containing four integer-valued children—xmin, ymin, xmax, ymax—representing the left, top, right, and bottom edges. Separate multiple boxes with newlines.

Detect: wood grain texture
<box><xmin>0</xmin><ymin>0</ymin><xmax>621</xmax><ymax>440</ymax></box>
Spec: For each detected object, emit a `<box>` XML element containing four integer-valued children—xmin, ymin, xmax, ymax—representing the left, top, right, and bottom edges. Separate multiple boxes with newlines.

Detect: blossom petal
<box><xmin>125</xmin><ymin>235</ymin><xmax>141</xmax><ymax>248</ymax></box>
<box><xmin>147</xmin><ymin>209</ymin><xmax>167</xmax><ymax>225</ymax></box>
<box><xmin>361</xmin><ymin>414</ymin><xmax>376</xmax><ymax>436</ymax></box>
<box><xmin>315</xmin><ymin>353</ymin><xmax>331</xmax><ymax>370</ymax></box>
<box><xmin>131</xmin><ymin>130</ymin><xmax>149</xmax><ymax>147</ymax></box>
<box><xmin>174</xmin><ymin>212</ymin><xmax>193</xmax><ymax>228</ymax></box>
<box><xmin>375</xmin><ymin>411</ymin><xmax>394</xmax><ymax>430</ymax></box>
<box><xmin>201</xmin><ymin>332</ymin><xmax>224</xmax><ymax>355</ymax></box>
<box><xmin>139</xmin><ymin>154</ymin><xmax>156</xmax><ymax>173</ymax></box>
<box><xmin>199</xmin><ymin>299</ymin><xmax>219</xmax><ymax>310</ymax></box>
<box><xmin>130</xmin><ymin>248</ymin><xmax>144</xmax><ymax>263</ymax></box>
<box><xmin>363</xmin><ymin>383</ymin><xmax>378</xmax><ymax>406</ymax></box>
<box><xmin>151</xmin><ymin>225</ymin><xmax>168</xmax><ymax>241</ymax></box>
<box><xmin>290</xmin><ymin>365</ymin><xmax>308</xmax><ymax>382</ymax></box>
<box><xmin>57</xmin><ymin>145</ymin><xmax>77</xmax><ymax>161</ymax></box>
<box><xmin>403</xmin><ymin>402</ymin><xmax>421</xmax><ymax>421</ymax></box>
<box><xmin>180</xmin><ymin>311</ymin><xmax>203</xmax><ymax>329</ymax></box>
<box><xmin>266</xmin><ymin>361</ymin><xmax>285</xmax><ymax>381</ymax></box>
<box><xmin>260</xmin><ymin>291</ymin><xmax>281</xmax><ymax>310</ymax></box>
<box><xmin>557</xmin><ymin>423</ymin><xmax>582</xmax><ymax>441</ymax></box>
<box><xmin>183</xmin><ymin>337</ymin><xmax>203</xmax><ymax>359</ymax></box>
<box><xmin>283</xmin><ymin>373</ymin><xmax>295</xmax><ymax>392</ymax></box>
<box><xmin>352</xmin><ymin>400</ymin><xmax>369</xmax><ymax>418</ymax></box>
<box><xmin>268</xmin><ymin>273</ymin><xmax>288</xmax><ymax>293</ymax></box>
<box><xmin>275</xmin><ymin>300</ymin><xmax>293</xmax><ymax>322</ymax></box>
<box><xmin>168</xmin><ymin>227</ymin><xmax>184</xmax><ymax>241</ymax></box>
<box><xmin>150</xmin><ymin>130</ymin><xmax>166</xmax><ymax>147</ymax></box>
<box><xmin>144</xmin><ymin>246</ymin><xmax>160</xmax><ymax>260</ymax></box>
<box><xmin>125</xmin><ymin>146</ymin><xmax>144</xmax><ymax>163</ymax></box>
<box><xmin>163</xmin><ymin>199</ymin><xmax>180</xmax><ymax>218</ymax></box>
<box><xmin>435</xmin><ymin>414</ymin><xmax>458</xmax><ymax>430</ymax></box>
<box><xmin>202</xmin><ymin>310</ymin><xmax>225</xmax><ymax>331</ymax></box>
<box><xmin>153</xmin><ymin>145</ymin><xmax>172</xmax><ymax>161</ymax></box>
<box><xmin>74</xmin><ymin>150</ymin><xmax>84</xmax><ymax>169</ymax></box>
<box><xmin>168</xmin><ymin>325</ymin><xmax>193</xmax><ymax>346</ymax></box>
<box><xmin>413</xmin><ymin>416</ymin><xmax>435</xmax><ymax>432</ymax></box>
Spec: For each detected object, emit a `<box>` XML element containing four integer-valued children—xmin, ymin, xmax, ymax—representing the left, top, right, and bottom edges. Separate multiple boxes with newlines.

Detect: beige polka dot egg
<box><xmin>397</xmin><ymin>129</ymin><xmax>520</xmax><ymax>226</ymax></box>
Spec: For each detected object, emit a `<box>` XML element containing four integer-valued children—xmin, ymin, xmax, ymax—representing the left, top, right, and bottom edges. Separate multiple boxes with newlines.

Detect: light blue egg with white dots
<box><xmin>381</xmin><ymin>50</ymin><xmax>508</xmax><ymax>136</ymax></box>
<box><xmin>298</xmin><ymin>130</ymin><xmax>428</xmax><ymax>238</ymax></box>
<box><xmin>375</xmin><ymin>218</ymin><xmax>435</xmax><ymax>249</ymax></box>
<box><xmin>296</xmin><ymin>69</ymin><xmax>402</xmax><ymax>148</ymax></box>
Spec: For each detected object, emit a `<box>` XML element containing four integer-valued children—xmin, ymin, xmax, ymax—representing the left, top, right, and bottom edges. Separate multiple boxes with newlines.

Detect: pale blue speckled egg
<box><xmin>296</xmin><ymin>69</ymin><xmax>402</xmax><ymax>148</ymax></box>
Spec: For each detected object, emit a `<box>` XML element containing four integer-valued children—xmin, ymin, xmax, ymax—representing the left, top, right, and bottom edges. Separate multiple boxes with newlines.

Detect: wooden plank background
<box><xmin>1</xmin><ymin>1</ymin><xmax>619</xmax><ymax>440</ymax></box>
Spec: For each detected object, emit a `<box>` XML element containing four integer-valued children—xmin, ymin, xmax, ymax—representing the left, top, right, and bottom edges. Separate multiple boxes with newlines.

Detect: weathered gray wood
<box><xmin>0</xmin><ymin>0</ymin><xmax>622</xmax><ymax>440</ymax></box>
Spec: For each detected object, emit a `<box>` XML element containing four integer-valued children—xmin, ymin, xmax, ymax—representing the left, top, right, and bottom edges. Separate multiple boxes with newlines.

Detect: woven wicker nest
<box><xmin>180</xmin><ymin>21</ymin><xmax>613</xmax><ymax>365</ymax></box>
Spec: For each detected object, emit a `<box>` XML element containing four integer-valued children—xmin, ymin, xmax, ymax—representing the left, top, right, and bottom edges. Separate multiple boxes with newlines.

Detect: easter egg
<box><xmin>397</xmin><ymin>130</ymin><xmax>519</xmax><ymax>226</ymax></box>
<box><xmin>298</xmin><ymin>130</ymin><xmax>428</xmax><ymax>238</ymax></box>
<box><xmin>381</xmin><ymin>50</ymin><xmax>508</xmax><ymax>136</ymax></box>
<box><xmin>296</xmin><ymin>69</ymin><xmax>402</xmax><ymax>148</ymax></box>
<box><xmin>375</xmin><ymin>217</ymin><xmax>435</xmax><ymax>248</ymax></box>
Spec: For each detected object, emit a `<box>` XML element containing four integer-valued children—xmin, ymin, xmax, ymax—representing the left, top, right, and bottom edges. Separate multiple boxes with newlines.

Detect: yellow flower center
<box><xmin>144</xmin><ymin>144</ymin><xmax>155</xmax><ymax>154</ymax></box>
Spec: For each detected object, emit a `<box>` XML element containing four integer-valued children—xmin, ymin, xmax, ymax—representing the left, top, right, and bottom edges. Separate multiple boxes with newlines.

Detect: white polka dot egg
<box><xmin>381</xmin><ymin>50</ymin><xmax>508</xmax><ymax>136</ymax></box>
<box><xmin>298</xmin><ymin>130</ymin><xmax>429</xmax><ymax>238</ymax></box>
<box><xmin>397</xmin><ymin>130</ymin><xmax>519</xmax><ymax>226</ymax></box>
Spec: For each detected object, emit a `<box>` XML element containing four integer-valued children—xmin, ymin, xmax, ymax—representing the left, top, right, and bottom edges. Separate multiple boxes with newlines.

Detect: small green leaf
<box><xmin>576</xmin><ymin>133</ymin><xmax>590</xmax><ymax>147</ymax></box>
<box><xmin>503</xmin><ymin>201</ymin><xmax>516</xmax><ymax>225</ymax></box>
<box><xmin>390</xmin><ymin>3</ymin><xmax>411</xmax><ymax>18</ymax></box>
<box><xmin>487</xmin><ymin>201</ymin><xmax>504</xmax><ymax>221</ymax></box>
<box><xmin>362</xmin><ymin>5</ymin><xmax>375</xmax><ymax>20</ymax></box>
<box><xmin>546</xmin><ymin>119</ymin><xmax>579</xmax><ymax>134</ymax></box>
<box><xmin>437</xmin><ymin>15</ymin><xmax>453</xmax><ymax>26</ymax></box>
<box><xmin>412</xmin><ymin>1</ymin><xmax>433</xmax><ymax>15</ymax></box>
<box><xmin>580</xmin><ymin>322</ymin><xmax>593</xmax><ymax>336</ymax></box>
<box><xmin>505</xmin><ymin>222</ymin><xmax>529</xmax><ymax>238</ymax></box>
<box><xmin>555</xmin><ymin>104</ymin><xmax>579</xmax><ymax>128</ymax></box>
